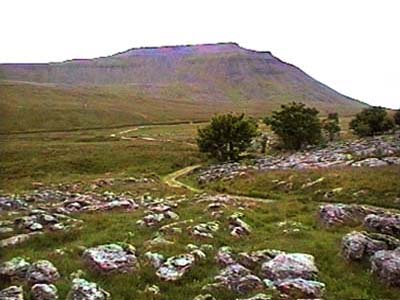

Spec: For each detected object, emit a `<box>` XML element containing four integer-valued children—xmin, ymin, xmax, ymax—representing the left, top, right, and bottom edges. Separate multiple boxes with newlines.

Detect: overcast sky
<box><xmin>1</xmin><ymin>0</ymin><xmax>399</xmax><ymax>109</ymax></box>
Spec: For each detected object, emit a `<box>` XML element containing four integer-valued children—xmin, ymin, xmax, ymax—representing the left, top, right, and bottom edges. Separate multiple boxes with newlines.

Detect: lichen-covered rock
<box><xmin>193</xmin><ymin>294</ymin><xmax>216</xmax><ymax>300</ymax></box>
<box><xmin>319</xmin><ymin>203</ymin><xmax>382</xmax><ymax>226</ymax></box>
<box><xmin>0</xmin><ymin>286</ymin><xmax>24</xmax><ymax>300</ymax></box>
<box><xmin>370</xmin><ymin>248</ymin><xmax>400</xmax><ymax>286</ymax></box>
<box><xmin>213</xmin><ymin>263</ymin><xmax>264</xmax><ymax>294</ymax></box>
<box><xmin>341</xmin><ymin>231</ymin><xmax>400</xmax><ymax>260</ymax></box>
<box><xmin>31</xmin><ymin>284</ymin><xmax>58</xmax><ymax>300</ymax></box>
<box><xmin>215</xmin><ymin>246</ymin><xmax>236</xmax><ymax>266</ymax></box>
<box><xmin>261</xmin><ymin>253</ymin><xmax>318</xmax><ymax>281</ymax></box>
<box><xmin>277</xmin><ymin>278</ymin><xmax>325</xmax><ymax>299</ymax></box>
<box><xmin>156</xmin><ymin>254</ymin><xmax>195</xmax><ymax>281</ymax></box>
<box><xmin>235</xmin><ymin>294</ymin><xmax>271</xmax><ymax>300</ymax></box>
<box><xmin>144</xmin><ymin>252</ymin><xmax>165</xmax><ymax>269</ymax></box>
<box><xmin>82</xmin><ymin>243</ymin><xmax>138</xmax><ymax>274</ymax></box>
<box><xmin>0</xmin><ymin>257</ymin><xmax>30</xmax><ymax>280</ymax></box>
<box><xmin>364</xmin><ymin>213</ymin><xmax>400</xmax><ymax>237</ymax></box>
<box><xmin>0</xmin><ymin>233</ymin><xmax>41</xmax><ymax>248</ymax></box>
<box><xmin>67</xmin><ymin>278</ymin><xmax>110</xmax><ymax>300</ymax></box>
<box><xmin>190</xmin><ymin>222</ymin><xmax>220</xmax><ymax>239</ymax></box>
<box><xmin>26</xmin><ymin>260</ymin><xmax>60</xmax><ymax>284</ymax></box>
<box><xmin>228</xmin><ymin>213</ymin><xmax>252</xmax><ymax>237</ymax></box>
<box><xmin>352</xmin><ymin>157</ymin><xmax>388</xmax><ymax>167</ymax></box>
<box><xmin>238</xmin><ymin>249</ymin><xmax>284</xmax><ymax>270</ymax></box>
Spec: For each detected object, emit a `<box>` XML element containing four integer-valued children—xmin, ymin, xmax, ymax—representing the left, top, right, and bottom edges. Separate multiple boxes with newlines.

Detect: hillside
<box><xmin>0</xmin><ymin>43</ymin><xmax>367</xmax><ymax>133</ymax></box>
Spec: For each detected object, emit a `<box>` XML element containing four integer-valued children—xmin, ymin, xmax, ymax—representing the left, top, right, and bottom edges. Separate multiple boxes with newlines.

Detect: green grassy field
<box><xmin>1</xmin><ymin>122</ymin><xmax>399</xmax><ymax>299</ymax></box>
<box><xmin>0</xmin><ymin>81</ymin><xmax>363</xmax><ymax>134</ymax></box>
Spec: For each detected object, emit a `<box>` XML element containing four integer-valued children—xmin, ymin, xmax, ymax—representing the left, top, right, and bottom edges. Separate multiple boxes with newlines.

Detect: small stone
<box><xmin>193</xmin><ymin>294</ymin><xmax>216</xmax><ymax>300</ymax></box>
<box><xmin>236</xmin><ymin>294</ymin><xmax>271</xmax><ymax>300</ymax></box>
<box><xmin>31</xmin><ymin>284</ymin><xmax>58</xmax><ymax>300</ymax></box>
<box><xmin>143</xmin><ymin>285</ymin><xmax>160</xmax><ymax>295</ymax></box>
<box><xmin>216</xmin><ymin>246</ymin><xmax>236</xmax><ymax>266</ymax></box>
<box><xmin>144</xmin><ymin>252</ymin><xmax>165</xmax><ymax>269</ymax></box>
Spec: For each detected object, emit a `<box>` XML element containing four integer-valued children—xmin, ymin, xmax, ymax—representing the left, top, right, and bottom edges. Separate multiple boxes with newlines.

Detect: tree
<box><xmin>264</xmin><ymin>102</ymin><xmax>322</xmax><ymax>150</ymax></box>
<box><xmin>196</xmin><ymin>113</ymin><xmax>258</xmax><ymax>161</ymax></box>
<box><xmin>322</xmin><ymin>112</ymin><xmax>341</xmax><ymax>141</ymax></box>
<box><xmin>394</xmin><ymin>110</ymin><xmax>400</xmax><ymax>126</ymax></box>
<box><xmin>349</xmin><ymin>106</ymin><xmax>394</xmax><ymax>137</ymax></box>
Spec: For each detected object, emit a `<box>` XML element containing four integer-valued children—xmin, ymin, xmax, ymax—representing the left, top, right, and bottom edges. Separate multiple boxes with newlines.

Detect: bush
<box><xmin>322</xmin><ymin>112</ymin><xmax>341</xmax><ymax>141</ymax></box>
<box><xmin>264</xmin><ymin>102</ymin><xmax>322</xmax><ymax>150</ymax></box>
<box><xmin>394</xmin><ymin>110</ymin><xmax>400</xmax><ymax>126</ymax></box>
<box><xmin>349</xmin><ymin>106</ymin><xmax>394</xmax><ymax>137</ymax></box>
<box><xmin>196</xmin><ymin>113</ymin><xmax>258</xmax><ymax>161</ymax></box>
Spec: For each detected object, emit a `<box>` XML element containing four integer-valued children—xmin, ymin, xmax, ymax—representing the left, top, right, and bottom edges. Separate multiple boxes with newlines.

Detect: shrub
<box><xmin>197</xmin><ymin>113</ymin><xmax>258</xmax><ymax>161</ymax></box>
<box><xmin>264</xmin><ymin>102</ymin><xmax>322</xmax><ymax>150</ymax></box>
<box><xmin>322</xmin><ymin>112</ymin><xmax>341</xmax><ymax>141</ymax></box>
<box><xmin>349</xmin><ymin>106</ymin><xmax>394</xmax><ymax>137</ymax></box>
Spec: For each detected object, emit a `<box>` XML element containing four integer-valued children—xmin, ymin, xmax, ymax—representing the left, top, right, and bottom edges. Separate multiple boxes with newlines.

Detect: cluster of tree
<box><xmin>350</xmin><ymin>106</ymin><xmax>397</xmax><ymax>137</ymax></box>
<box><xmin>196</xmin><ymin>103</ymin><xmax>399</xmax><ymax>162</ymax></box>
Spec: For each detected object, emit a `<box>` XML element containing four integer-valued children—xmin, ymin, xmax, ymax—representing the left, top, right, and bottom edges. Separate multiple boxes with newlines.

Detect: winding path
<box><xmin>162</xmin><ymin>164</ymin><xmax>275</xmax><ymax>204</ymax></box>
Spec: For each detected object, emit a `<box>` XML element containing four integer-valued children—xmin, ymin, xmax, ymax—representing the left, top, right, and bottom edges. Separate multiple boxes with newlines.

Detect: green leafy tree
<box><xmin>197</xmin><ymin>113</ymin><xmax>258</xmax><ymax>161</ymax></box>
<box><xmin>264</xmin><ymin>102</ymin><xmax>322</xmax><ymax>150</ymax></box>
<box><xmin>394</xmin><ymin>110</ymin><xmax>400</xmax><ymax>126</ymax></box>
<box><xmin>349</xmin><ymin>106</ymin><xmax>394</xmax><ymax>137</ymax></box>
<box><xmin>322</xmin><ymin>112</ymin><xmax>341</xmax><ymax>141</ymax></box>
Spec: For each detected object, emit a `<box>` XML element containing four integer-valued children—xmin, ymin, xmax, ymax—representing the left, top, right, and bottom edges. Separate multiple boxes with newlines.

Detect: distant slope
<box><xmin>0</xmin><ymin>43</ymin><xmax>367</xmax><ymax>133</ymax></box>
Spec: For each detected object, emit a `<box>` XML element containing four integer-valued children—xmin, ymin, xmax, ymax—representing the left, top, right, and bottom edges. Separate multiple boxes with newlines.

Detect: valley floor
<box><xmin>1</xmin><ymin>124</ymin><xmax>399</xmax><ymax>299</ymax></box>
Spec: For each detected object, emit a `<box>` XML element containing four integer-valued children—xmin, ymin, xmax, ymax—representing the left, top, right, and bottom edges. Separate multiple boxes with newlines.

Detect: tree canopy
<box><xmin>197</xmin><ymin>113</ymin><xmax>258</xmax><ymax>161</ymax></box>
<box><xmin>264</xmin><ymin>102</ymin><xmax>322</xmax><ymax>150</ymax></box>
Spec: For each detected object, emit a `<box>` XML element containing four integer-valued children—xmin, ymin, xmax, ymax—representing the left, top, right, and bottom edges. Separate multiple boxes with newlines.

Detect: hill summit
<box><xmin>0</xmin><ymin>43</ymin><xmax>367</xmax><ymax>132</ymax></box>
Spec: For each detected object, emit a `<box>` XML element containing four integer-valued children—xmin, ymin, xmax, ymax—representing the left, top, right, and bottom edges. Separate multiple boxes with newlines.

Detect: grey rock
<box><xmin>276</xmin><ymin>278</ymin><xmax>325</xmax><ymax>299</ymax></box>
<box><xmin>238</xmin><ymin>249</ymin><xmax>284</xmax><ymax>269</ymax></box>
<box><xmin>31</xmin><ymin>284</ymin><xmax>58</xmax><ymax>300</ymax></box>
<box><xmin>341</xmin><ymin>231</ymin><xmax>400</xmax><ymax>260</ymax></box>
<box><xmin>319</xmin><ymin>203</ymin><xmax>383</xmax><ymax>226</ymax></box>
<box><xmin>261</xmin><ymin>253</ymin><xmax>318</xmax><ymax>281</ymax></box>
<box><xmin>67</xmin><ymin>278</ymin><xmax>110</xmax><ymax>300</ymax></box>
<box><xmin>156</xmin><ymin>253</ymin><xmax>195</xmax><ymax>281</ymax></box>
<box><xmin>216</xmin><ymin>246</ymin><xmax>236</xmax><ymax>266</ymax></box>
<box><xmin>213</xmin><ymin>263</ymin><xmax>264</xmax><ymax>294</ymax></box>
<box><xmin>0</xmin><ymin>233</ymin><xmax>41</xmax><ymax>248</ymax></box>
<box><xmin>228</xmin><ymin>213</ymin><xmax>252</xmax><ymax>237</ymax></box>
<box><xmin>26</xmin><ymin>260</ymin><xmax>60</xmax><ymax>284</ymax></box>
<box><xmin>235</xmin><ymin>294</ymin><xmax>271</xmax><ymax>300</ymax></box>
<box><xmin>83</xmin><ymin>243</ymin><xmax>138</xmax><ymax>274</ymax></box>
<box><xmin>0</xmin><ymin>286</ymin><xmax>24</xmax><ymax>300</ymax></box>
<box><xmin>190</xmin><ymin>222</ymin><xmax>220</xmax><ymax>239</ymax></box>
<box><xmin>370</xmin><ymin>248</ymin><xmax>400</xmax><ymax>286</ymax></box>
<box><xmin>0</xmin><ymin>257</ymin><xmax>31</xmax><ymax>280</ymax></box>
<box><xmin>352</xmin><ymin>158</ymin><xmax>388</xmax><ymax>167</ymax></box>
<box><xmin>364</xmin><ymin>213</ymin><xmax>400</xmax><ymax>237</ymax></box>
<box><xmin>193</xmin><ymin>294</ymin><xmax>216</xmax><ymax>300</ymax></box>
<box><xmin>144</xmin><ymin>252</ymin><xmax>165</xmax><ymax>268</ymax></box>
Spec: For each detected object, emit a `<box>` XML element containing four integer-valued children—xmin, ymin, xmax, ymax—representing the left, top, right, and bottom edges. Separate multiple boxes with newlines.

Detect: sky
<box><xmin>1</xmin><ymin>0</ymin><xmax>399</xmax><ymax>109</ymax></box>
